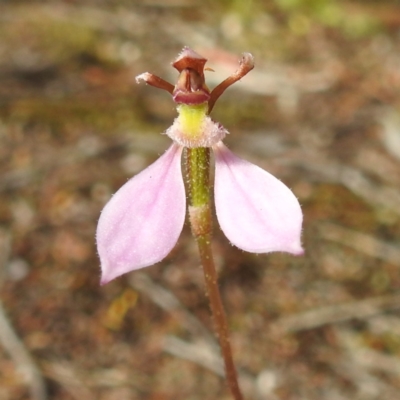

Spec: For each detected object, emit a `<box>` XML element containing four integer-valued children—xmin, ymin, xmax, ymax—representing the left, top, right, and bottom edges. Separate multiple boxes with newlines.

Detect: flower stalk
<box><xmin>186</xmin><ymin>146</ymin><xmax>243</xmax><ymax>399</ymax></box>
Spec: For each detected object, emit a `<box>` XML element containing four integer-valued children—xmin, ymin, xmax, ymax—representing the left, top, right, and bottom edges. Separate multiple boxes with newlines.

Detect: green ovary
<box><xmin>178</xmin><ymin>103</ymin><xmax>208</xmax><ymax>140</ymax></box>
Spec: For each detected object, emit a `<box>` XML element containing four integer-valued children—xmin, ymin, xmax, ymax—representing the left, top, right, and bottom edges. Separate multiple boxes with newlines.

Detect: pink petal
<box><xmin>213</xmin><ymin>142</ymin><xmax>303</xmax><ymax>255</ymax></box>
<box><xmin>97</xmin><ymin>144</ymin><xmax>185</xmax><ymax>284</ymax></box>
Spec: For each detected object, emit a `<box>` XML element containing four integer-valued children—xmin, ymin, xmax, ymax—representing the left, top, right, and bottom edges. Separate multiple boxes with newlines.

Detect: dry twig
<box><xmin>0</xmin><ymin>229</ymin><xmax>48</xmax><ymax>400</ymax></box>
<box><xmin>163</xmin><ymin>335</ymin><xmax>224</xmax><ymax>376</ymax></box>
<box><xmin>163</xmin><ymin>335</ymin><xmax>257</xmax><ymax>399</ymax></box>
<box><xmin>129</xmin><ymin>272</ymin><xmax>217</xmax><ymax>347</ymax></box>
<box><xmin>281</xmin><ymin>152</ymin><xmax>400</xmax><ymax>217</ymax></box>
<box><xmin>319</xmin><ymin>222</ymin><xmax>400</xmax><ymax>266</ymax></box>
<box><xmin>129</xmin><ymin>274</ymin><xmax>261</xmax><ymax>397</ymax></box>
<box><xmin>332</xmin><ymin>327</ymin><xmax>400</xmax><ymax>399</ymax></box>
<box><xmin>41</xmin><ymin>361</ymin><xmax>96</xmax><ymax>400</ymax></box>
<box><xmin>271</xmin><ymin>292</ymin><xmax>400</xmax><ymax>333</ymax></box>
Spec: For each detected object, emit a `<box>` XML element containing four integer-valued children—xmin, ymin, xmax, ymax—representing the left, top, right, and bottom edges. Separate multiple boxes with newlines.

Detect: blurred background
<box><xmin>1</xmin><ymin>0</ymin><xmax>400</xmax><ymax>399</ymax></box>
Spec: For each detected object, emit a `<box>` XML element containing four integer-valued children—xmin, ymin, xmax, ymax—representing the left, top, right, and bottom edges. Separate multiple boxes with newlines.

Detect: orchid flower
<box><xmin>97</xmin><ymin>48</ymin><xmax>303</xmax><ymax>400</ymax></box>
<box><xmin>97</xmin><ymin>48</ymin><xmax>303</xmax><ymax>285</ymax></box>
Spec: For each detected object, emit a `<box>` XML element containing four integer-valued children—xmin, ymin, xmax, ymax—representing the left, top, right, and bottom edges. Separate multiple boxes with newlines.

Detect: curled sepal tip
<box><xmin>213</xmin><ymin>142</ymin><xmax>303</xmax><ymax>255</ymax></box>
<box><xmin>97</xmin><ymin>144</ymin><xmax>186</xmax><ymax>284</ymax></box>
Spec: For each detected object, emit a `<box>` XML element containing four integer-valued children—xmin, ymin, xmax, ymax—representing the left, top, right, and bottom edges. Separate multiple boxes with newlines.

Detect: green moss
<box><xmin>274</xmin><ymin>0</ymin><xmax>381</xmax><ymax>38</ymax></box>
<box><xmin>5</xmin><ymin>96</ymin><xmax>146</xmax><ymax>134</ymax></box>
<box><xmin>0</xmin><ymin>7</ymin><xmax>99</xmax><ymax>67</ymax></box>
<box><xmin>30</xmin><ymin>20</ymin><xmax>96</xmax><ymax>61</ymax></box>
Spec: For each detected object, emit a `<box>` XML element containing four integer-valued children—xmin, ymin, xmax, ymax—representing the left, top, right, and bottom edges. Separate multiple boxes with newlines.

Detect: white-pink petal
<box><xmin>213</xmin><ymin>142</ymin><xmax>303</xmax><ymax>255</ymax></box>
<box><xmin>97</xmin><ymin>143</ymin><xmax>185</xmax><ymax>284</ymax></box>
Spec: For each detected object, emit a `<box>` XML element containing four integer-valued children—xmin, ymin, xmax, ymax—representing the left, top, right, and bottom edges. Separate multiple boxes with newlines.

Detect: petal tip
<box><xmin>100</xmin><ymin>276</ymin><xmax>110</xmax><ymax>286</ymax></box>
<box><xmin>99</xmin><ymin>260</ymin><xmax>117</xmax><ymax>285</ymax></box>
<box><xmin>287</xmin><ymin>243</ymin><xmax>304</xmax><ymax>256</ymax></box>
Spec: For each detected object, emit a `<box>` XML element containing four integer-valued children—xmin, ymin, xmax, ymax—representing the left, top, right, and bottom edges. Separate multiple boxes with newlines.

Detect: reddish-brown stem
<box><xmin>197</xmin><ymin>235</ymin><xmax>244</xmax><ymax>400</ymax></box>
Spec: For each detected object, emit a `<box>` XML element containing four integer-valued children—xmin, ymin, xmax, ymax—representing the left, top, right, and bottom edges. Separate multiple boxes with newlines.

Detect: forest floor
<box><xmin>1</xmin><ymin>1</ymin><xmax>400</xmax><ymax>399</ymax></box>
